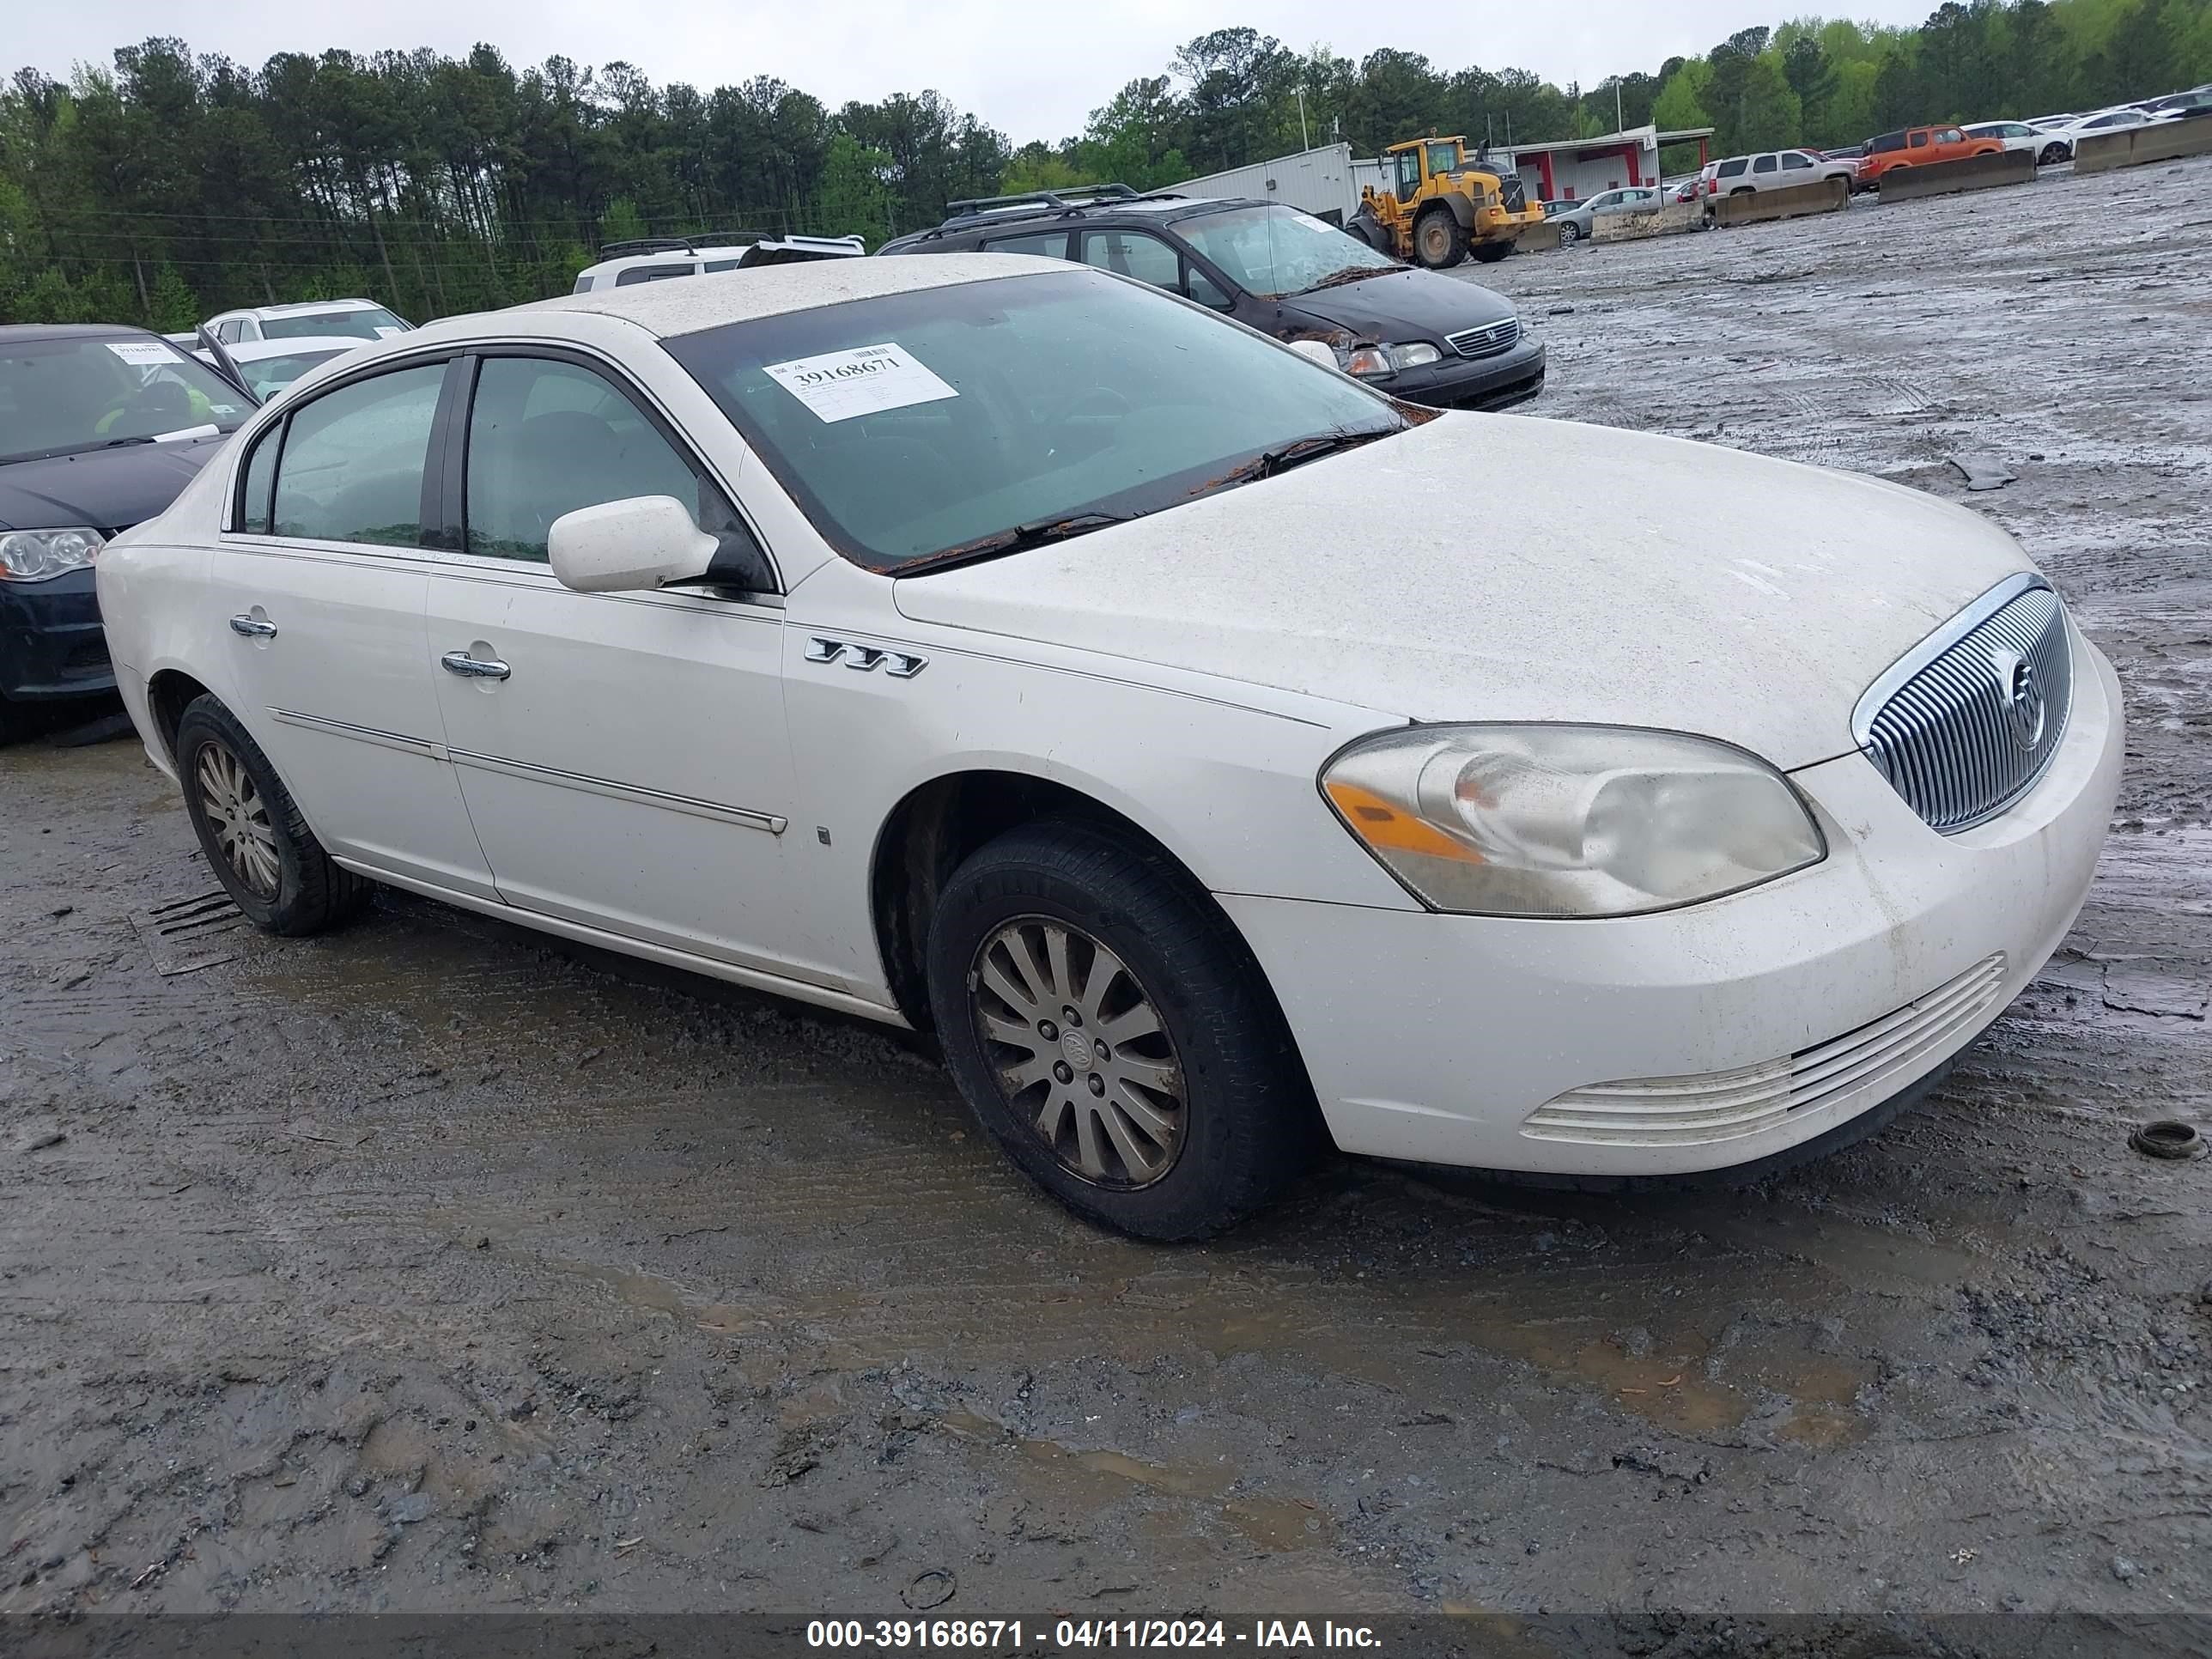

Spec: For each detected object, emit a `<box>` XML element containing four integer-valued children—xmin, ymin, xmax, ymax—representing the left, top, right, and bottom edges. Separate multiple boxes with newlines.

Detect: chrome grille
<box><xmin>1852</xmin><ymin>574</ymin><xmax>2073</xmax><ymax>833</ymax></box>
<box><xmin>1445</xmin><ymin>318</ymin><xmax>1521</xmax><ymax>359</ymax></box>
<box><xmin>1522</xmin><ymin>953</ymin><xmax>2007</xmax><ymax>1146</ymax></box>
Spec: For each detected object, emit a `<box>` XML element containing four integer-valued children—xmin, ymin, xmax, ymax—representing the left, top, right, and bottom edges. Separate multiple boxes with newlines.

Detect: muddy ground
<box><xmin>3</xmin><ymin>156</ymin><xmax>2209</xmax><ymax>1633</ymax></box>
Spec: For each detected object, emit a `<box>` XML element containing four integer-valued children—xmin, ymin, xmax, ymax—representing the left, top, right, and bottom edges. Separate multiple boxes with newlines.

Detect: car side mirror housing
<box><xmin>548</xmin><ymin>495</ymin><xmax>720</xmax><ymax>594</ymax></box>
<box><xmin>1286</xmin><ymin>339</ymin><xmax>1340</xmax><ymax>369</ymax></box>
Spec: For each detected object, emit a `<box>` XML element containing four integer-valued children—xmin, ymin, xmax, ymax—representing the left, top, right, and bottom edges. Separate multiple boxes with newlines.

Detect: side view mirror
<box><xmin>1286</xmin><ymin>339</ymin><xmax>1340</xmax><ymax>369</ymax></box>
<box><xmin>548</xmin><ymin>495</ymin><xmax>718</xmax><ymax>594</ymax></box>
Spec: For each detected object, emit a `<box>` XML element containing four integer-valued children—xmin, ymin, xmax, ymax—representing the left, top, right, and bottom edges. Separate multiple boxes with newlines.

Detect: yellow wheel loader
<box><xmin>1347</xmin><ymin>137</ymin><xmax>1547</xmax><ymax>269</ymax></box>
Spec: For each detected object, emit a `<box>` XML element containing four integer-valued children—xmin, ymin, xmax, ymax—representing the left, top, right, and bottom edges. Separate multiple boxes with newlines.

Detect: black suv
<box><xmin>879</xmin><ymin>185</ymin><xmax>1544</xmax><ymax>412</ymax></box>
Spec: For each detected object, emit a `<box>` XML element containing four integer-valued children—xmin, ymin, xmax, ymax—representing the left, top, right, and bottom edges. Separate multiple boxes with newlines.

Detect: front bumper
<box><xmin>1389</xmin><ymin>335</ymin><xmax>1547</xmax><ymax>412</ymax></box>
<box><xmin>1221</xmin><ymin>635</ymin><xmax>2124</xmax><ymax>1177</ymax></box>
<box><xmin>0</xmin><ymin>567</ymin><xmax>113</xmax><ymax>702</ymax></box>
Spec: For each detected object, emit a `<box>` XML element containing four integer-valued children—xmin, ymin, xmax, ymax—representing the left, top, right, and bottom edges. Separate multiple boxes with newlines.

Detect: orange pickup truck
<box><xmin>1859</xmin><ymin>125</ymin><xmax>2006</xmax><ymax>181</ymax></box>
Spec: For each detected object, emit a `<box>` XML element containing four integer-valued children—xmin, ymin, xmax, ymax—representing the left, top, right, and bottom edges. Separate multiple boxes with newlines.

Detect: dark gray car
<box><xmin>879</xmin><ymin>185</ymin><xmax>1544</xmax><ymax>412</ymax></box>
<box><xmin>0</xmin><ymin>325</ymin><xmax>255</xmax><ymax>737</ymax></box>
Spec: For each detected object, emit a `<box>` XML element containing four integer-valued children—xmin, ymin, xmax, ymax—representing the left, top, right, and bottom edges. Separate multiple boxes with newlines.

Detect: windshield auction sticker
<box><xmin>106</xmin><ymin>341</ymin><xmax>181</xmax><ymax>367</ymax></box>
<box><xmin>763</xmin><ymin>343</ymin><xmax>957</xmax><ymax>423</ymax></box>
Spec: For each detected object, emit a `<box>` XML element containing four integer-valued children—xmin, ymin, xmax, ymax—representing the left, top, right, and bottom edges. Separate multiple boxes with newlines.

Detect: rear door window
<box><xmin>237</xmin><ymin>422</ymin><xmax>280</xmax><ymax>534</ymax></box>
<box><xmin>981</xmin><ymin>230</ymin><xmax>1073</xmax><ymax>258</ymax></box>
<box><xmin>1909</xmin><ymin>131</ymin><xmax>1929</xmax><ymax>149</ymax></box>
<box><xmin>1078</xmin><ymin>230</ymin><xmax>1182</xmax><ymax>293</ymax></box>
<box><xmin>1753</xmin><ymin>154</ymin><xmax>1779</xmax><ymax>173</ymax></box>
<box><xmin>615</xmin><ymin>264</ymin><xmax>697</xmax><ymax>286</ymax></box>
<box><xmin>270</xmin><ymin>362</ymin><xmax>446</xmax><ymax>547</ymax></box>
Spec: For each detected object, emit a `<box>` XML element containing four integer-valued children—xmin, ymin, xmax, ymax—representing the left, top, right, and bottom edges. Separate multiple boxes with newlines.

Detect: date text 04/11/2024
<box><xmin>805</xmin><ymin>1620</ymin><xmax>1383</xmax><ymax>1650</ymax></box>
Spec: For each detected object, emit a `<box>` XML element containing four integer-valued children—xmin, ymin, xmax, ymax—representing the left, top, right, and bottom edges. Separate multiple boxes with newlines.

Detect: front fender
<box><xmin>782</xmin><ymin>580</ymin><xmax>1422</xmax><ymax>1000</ymax></box>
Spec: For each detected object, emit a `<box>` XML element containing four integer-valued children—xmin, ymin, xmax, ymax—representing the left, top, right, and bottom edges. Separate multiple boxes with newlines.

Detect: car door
<box><xmin>212</xmin><ymin>356</ymin><xmax>496</xmax><ymax>897</ymax></box>
<box><xmin>420</xmin><ymin>348</ymin><xmax>834</xmax><ymax>987</ymax></box>
<box><xmin>1076</xmin><ymin>227</ymin><xmax>1241</xmax><ymax>320</ymax></box>
<box><xmin>1751</xmin><ymin>153</ymin><xmax>1782</xmax><ymax>189</ymax></box>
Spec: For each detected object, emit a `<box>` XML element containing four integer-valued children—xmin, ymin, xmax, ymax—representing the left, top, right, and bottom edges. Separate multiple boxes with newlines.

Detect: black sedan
<box><xmin>1</xmin><ymin>325</ymin><xmax>256</xmax><ymax>738</ymax></box>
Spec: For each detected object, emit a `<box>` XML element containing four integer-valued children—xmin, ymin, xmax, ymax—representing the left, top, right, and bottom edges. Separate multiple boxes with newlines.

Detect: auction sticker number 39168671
<box><xmin>763</xmin><ymin>342</ymin><xmax>959</xmax><ymax>423</ymax></box>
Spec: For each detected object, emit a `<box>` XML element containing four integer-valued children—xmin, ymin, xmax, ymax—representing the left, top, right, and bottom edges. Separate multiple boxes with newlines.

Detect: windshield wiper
<box><xmin>901</xmin><ymin>511</ymin><xmax>1133</xmax><ymax>575</ymax></box>
<box><xmin>1302</xmin><ymin>264</ymin><xmax>1397</xmax><ymax>292</ymax></box>
<box><xmin>100</xmin><ymin>435</ymin><xmax>156</xmax><ymax>448</ymax></box>
<box><xmin>1197</xmin><ymin>428</ymin><xmax>1395</xmax><ymax>495</ymax></box>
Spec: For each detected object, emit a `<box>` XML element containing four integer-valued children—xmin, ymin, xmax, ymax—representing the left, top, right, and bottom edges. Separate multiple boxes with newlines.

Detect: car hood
<box><xmin>890</xmin><ymin>415</ymin><xmax>2038</xmax><ymax>770</ymax></box>
<box><xmin>0</xmin><ymin>434</ymin><xmax>228</xmax><ymax>533</ymax></box>
<box><xmin>1276</xmin><ymin>267</ymin><xmax>1516</xmax><ymax>344</ymax></box>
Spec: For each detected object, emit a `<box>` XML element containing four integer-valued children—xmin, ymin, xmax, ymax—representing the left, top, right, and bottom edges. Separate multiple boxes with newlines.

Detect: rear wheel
<box><xmin>1555</xmin><ymin>220</ymin><xmax>1580</xmax><ymax>244</ymax></box>
<box><xmin>1413</xmin><ymin>210</ymin><xmax>1468</xmax><ymax>270</ymax></box>
<box><xmin>927</xmin><ymin>821</ymin><xmax>1319</xmax><ymax>1240</ymax></box>
<box><xmin>175</xmin><ymin>695</ymin><xmax>372</xmax><ymax>937</ymax></box>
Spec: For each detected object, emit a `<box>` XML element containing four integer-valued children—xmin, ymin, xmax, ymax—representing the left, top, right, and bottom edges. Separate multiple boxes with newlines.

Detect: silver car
<box><xmin>1548</xmin><ymin>185</ymin><xmax>1666</xmax><ymax>244</ymax></box>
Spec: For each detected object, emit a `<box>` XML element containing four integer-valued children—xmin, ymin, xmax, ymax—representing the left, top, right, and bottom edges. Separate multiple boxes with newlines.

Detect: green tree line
<box><xmin>3</xmin><ymin>0</ymin><xmax>2206</xmax><ymax>330</ymax></box>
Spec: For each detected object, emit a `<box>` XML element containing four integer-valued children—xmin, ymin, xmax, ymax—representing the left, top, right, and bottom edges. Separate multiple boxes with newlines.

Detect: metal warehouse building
<box><xmin>1498</xmin><ymin>123</ymin><xmax>1716</xmax><ymax>201</ymax></box>
<box><xmin>1168</xmin><ymin>126</ymin><xmax>1717</xmax><ymax>222</ymax></box>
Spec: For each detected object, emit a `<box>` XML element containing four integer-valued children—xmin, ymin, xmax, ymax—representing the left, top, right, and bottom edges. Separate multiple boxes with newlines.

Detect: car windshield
<box><xmin>1170</xmin><ymin>204</ymin><xmax>1398</xmax><ymax>300</ymax></box>
<box><xmin>260</xmin><ymin>307</ymin><xmax>408</xmax><ymax>341</ymax></box>
<box><xmin>0</xmin><ymin>335</ymin><xmax>255</xmax><ymax>465</ymax></box>
<box><xmin>665</xmin><ymin>267</ymin><xmax>1407</xmax><ymax>571</ymax></box>
<box><xmin>238</xmin><ymin>349</ymin><xmax>347</xmax><ymax>398</ymax></box>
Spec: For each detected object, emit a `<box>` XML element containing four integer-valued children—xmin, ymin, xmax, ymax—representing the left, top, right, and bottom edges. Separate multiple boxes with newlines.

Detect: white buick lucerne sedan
<box><xmin>96</xmin><ymin>254</ymin><xmax>2123</xmax><ymax>1238</ymax></box>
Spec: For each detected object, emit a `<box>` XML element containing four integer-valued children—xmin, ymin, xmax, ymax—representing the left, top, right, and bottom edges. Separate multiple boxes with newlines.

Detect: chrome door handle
<box><xmin>228</xmin><ymin>613</ymin><xmax>277</xmax><ymax>639</ymax></box>
<box><xmin>441</xmin><ymin>650</ymin><xmax>511</xmax><ymax>682</ymax></box>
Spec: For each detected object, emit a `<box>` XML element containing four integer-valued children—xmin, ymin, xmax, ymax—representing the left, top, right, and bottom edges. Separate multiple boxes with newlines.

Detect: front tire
<box><xmin>927</xmin><ymin>822</ymin><xmax>1318</xmax><ymax>1240</ymax></box>
<box><xmin>175</xmin><ymin>695</ymin><xmax>372</xmax><ymax>937</ymax></box>
<box><xmin>1413</xmin><ymin>210</ymin><xmax>1468</xmax><ymax>270</ymax></box>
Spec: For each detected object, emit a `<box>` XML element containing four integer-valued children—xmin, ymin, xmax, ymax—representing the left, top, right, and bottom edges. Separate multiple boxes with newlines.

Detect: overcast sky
<box><xmin>14</xmin><ymin>2</ymin><xmax>1938</xmax><ymax>143</ymax></box>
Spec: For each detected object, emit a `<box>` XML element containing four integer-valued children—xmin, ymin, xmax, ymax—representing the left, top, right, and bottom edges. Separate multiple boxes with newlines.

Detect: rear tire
<box><xmin>174</xmin><ymin>695</ymin><xmax>373</xmax><ymax>937</ymax></box>
<box><xmin>1555</xmin><ymin>221</ymin><xmax>1581</xmax><ymax>244</ymax></box>
<box><xmin>927</xmin><ymin>820</ymin><xmax>1320</xmax><ymax>1240</ymax></box>
<box><xmin>1413</xmin><ymin>210</ymin><xmax>1468</xmax><ymax>270</ymax></box>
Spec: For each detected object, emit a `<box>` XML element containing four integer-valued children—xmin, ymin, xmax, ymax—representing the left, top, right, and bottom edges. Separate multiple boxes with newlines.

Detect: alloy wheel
<box><xmin>196</xmin><ymin>738</ymin><xmax>281</xmax><ymax>899</ymax></box>
<box><xmin>969</xmin><ymin>916</ymin><xmax>1187</xmax><ymax>1189</ymax></box>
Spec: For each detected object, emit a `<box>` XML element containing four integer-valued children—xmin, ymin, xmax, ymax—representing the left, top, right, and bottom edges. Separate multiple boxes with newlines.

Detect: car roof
<box><xmin>224</xmin><ymin>336</ymin><xmax>366</xmax><ymax>360</ymax></box>
<box><xmin>214</xmin><ymin>299</ymin><xmax>389</xmax><ymax>319</ymax></box>
<box><xmin>884</xmin><ymin>193</ymin><xmax>1264</xmax><ymax>252</ymax></box>
<box><xmin>467</xmin><ymin>252</ymin><xmax>1073</xmax><ymax>343</ymax></box>
<box><xmin>0</xmin><ymin>322</ymin><xmax>165</xmax><ymax>345</ymax></box>
<box><xmin>578</xmin><ymin>234</ymin><xmax>866</xmax><ymax>276</ymax></box>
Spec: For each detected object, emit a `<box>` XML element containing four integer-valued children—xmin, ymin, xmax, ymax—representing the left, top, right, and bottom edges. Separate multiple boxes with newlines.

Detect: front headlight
<box><xmin>0</xmin><ymin>527</ymin><xmax>106</xmax><ymax>582</ymax></box>
<box><xmin>1322</xmin><ymin>724</ymin><xmax>1825</xmax><ymax>918</ymax></box>
<box><xmin>1340</xmin><ymin>342</ymin><xmax>1443</xmax><ymax>378</ymax></box>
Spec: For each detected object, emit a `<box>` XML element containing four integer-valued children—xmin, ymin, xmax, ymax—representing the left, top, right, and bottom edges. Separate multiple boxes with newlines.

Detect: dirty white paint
<box><xmin>895</xmin><ymin>410</ymin><xmax>2038</xmax><ymax>769</ymax></box>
